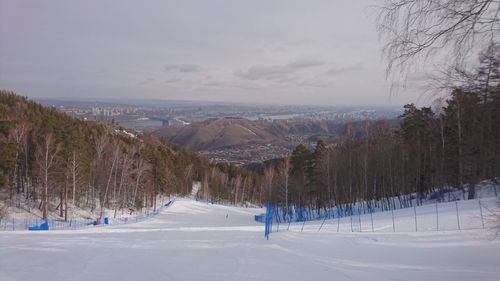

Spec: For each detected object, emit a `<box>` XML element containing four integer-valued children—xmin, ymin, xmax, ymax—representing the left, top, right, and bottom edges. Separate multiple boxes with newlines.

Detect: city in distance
<box><xmin>38</xmin><ymin>97</ymin><xmax>402</xmax><ymax>165</ymax></box>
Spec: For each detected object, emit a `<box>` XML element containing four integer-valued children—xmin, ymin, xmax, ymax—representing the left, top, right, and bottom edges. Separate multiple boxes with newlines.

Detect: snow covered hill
<box><xmin>0</xmin><ymin>199</ymin><xmax>499</xmax><ymax>281</ymax></box>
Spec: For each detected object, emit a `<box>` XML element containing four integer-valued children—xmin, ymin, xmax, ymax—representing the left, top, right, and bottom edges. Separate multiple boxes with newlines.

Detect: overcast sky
<box><xmin>0</xmin><ymin>0</ymin><xmax>426</xmax><ymax>106</ymax></box>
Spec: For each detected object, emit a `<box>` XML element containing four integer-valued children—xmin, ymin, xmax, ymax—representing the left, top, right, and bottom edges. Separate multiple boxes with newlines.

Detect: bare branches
<box><xmin>36</xmin><ymin>133</ymin><xmax>61</xmax><ymax>219</ymax></box>
<box><xmin>426</xmin><ymin>42</ymin><xmax>500</xmax><ymax>96</ymax></box>
<box><xmin>377</xmin><ymin>0</ymin><xmax>500</xmax><ymax>84</ymax></box>
<box><xmin>263</xmin><ymin>166</ymin><xmax>276</xmax><ymax>202</ymax></box>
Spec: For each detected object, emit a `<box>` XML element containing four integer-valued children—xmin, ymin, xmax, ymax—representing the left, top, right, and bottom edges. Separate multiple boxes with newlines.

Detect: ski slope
<box><xmin>1</xmin><ymin>198</ymin><xmax>499</xmax><ymax>281</ymax></box>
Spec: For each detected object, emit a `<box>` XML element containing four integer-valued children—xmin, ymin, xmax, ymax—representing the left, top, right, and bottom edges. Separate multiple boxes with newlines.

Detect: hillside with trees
<box><xmin>155</xmin><ymin>117</ymin><xmax>285</xmax><ymax>151</ymax></box>
<box><xmin>0</xmin><ymin>91</ymin><xmax>262</xmax><ymax>220</ymax></box>
<box><xmin>262</xmin><ymin>45</ymin><xmax>500</xmax><ymax>210</ymax></box>
<box><xmin>1</xmin><ymin>45</ymin><xmax>498</xmax><ymax>221</ymax></box>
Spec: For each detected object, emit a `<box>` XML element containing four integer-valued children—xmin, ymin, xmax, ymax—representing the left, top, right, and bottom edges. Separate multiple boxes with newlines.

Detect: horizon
<box><xmin>32</xmin><ymin>95</ymin><xmax>409</xmax><ymax>108</ymax></box>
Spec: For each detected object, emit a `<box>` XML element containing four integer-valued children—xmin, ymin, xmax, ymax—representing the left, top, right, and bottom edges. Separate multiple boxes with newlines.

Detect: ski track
<box><xmin>1</xmin><ymin>198</ymin><xmax>499</xmax><ymax>281</ymax></box>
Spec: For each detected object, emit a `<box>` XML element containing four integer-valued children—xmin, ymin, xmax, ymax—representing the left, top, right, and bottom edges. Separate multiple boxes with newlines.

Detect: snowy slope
<box><xmin>276</xmin><ymin>197</ymin><xmax>499</xmax><ymax>233</ymax></box>
<box><xmin>0</xmin><ymin>199</ymin><xmax>499</xmax><ymax>281</ymax></box>
<box><xmin>0</xmin><ymin>192</ymin><xmax>169</xmax><ymax>221</ymax></box>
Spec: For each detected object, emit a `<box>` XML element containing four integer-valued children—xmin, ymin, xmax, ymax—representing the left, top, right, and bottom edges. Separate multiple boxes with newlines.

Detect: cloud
<box><xmin>138</xmin><ymin>77</ymin><xmax>156</xmax><ymax>85</ymax></box>
<box><xmin>323</xmin><ymin>63</ymin><xmax>364</xmax><ymax>76</ymax></box>
<box><xmin>164</xmin><ymin>77</ymin><xmax>181</xmax><ymax>83</ymax></box>
<box><xmin>287</xmin><ymin>59</ymin><xmax>325</xmax><ymax>68</ymax></box>
<box><xmin>299</xmin><ymin>79</ymin><xmax>329</xmax><ymax>88</ymax></box>
<box><xmin>0</xmin><ymin>1</ymin><xmax>423</xmax><ymax>105</ymax></box>
<box><xmin>234</xmin><ymin>59</ymin><xmax>325</xmax><ymax>80</ymax></box>
<box><xmin>234</xmin><ymin>65</ymin><xmax>292</xmax><ymax>80</ymax></box>
<box><xmin>164</xmin><ymin>64</ymin><xmax>205</xmax><ymax>73</ymax></box>
<box><xmin>286</xmin><ymin>39</ymin><xmax>315</xmax><ymax>46</ymax></box>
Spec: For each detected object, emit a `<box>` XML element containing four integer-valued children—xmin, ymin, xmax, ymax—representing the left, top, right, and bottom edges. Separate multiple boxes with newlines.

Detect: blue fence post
<box><xmin>275</xmin><ymin>208</ymin><xmax>279</xmax><ymax>232</ymax></box>
<box><xmin>264</xmin><ymin>203</ymin><xmax>273</xmax><ymax>240</ymax></box>
<box><xmin>358</xmin><ymin>211</ymin><xmax>362</xmax><ymax>232</ymax></box>
<box><xmin>350</xmin><ymin>213</ymin><xmax>353</xmax><ymax>232</ymax></box>
<box><xmin>318</xmin><ymin>214</ymin><xmax>328</xmax><ymax>232</ymax></box>
<box><xmin>435</xmin><ymin>201</ymin><xmax>439</xmax><ymax>231</ymax></box>
<box><xmin>287</xmin><ymin>214</ymin><xmax>292</xmax><ymax>231</ymax></box>
<box><xmin>337</xmin><ymin>208</ymin><xmax>341</xmax><ymax>232</ymax></box>
<box><xmin>414</xmin><ymin>204</ymin><xmax>417</xmax><ymax>232</ymax></box>
<box><xmin>391</xmin><ymin>208</ymin><xmax>395</xmax><ymax>232</ymax></box>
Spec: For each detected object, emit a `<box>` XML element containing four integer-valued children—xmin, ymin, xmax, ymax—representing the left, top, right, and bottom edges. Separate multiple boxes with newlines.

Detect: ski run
<box><xmin>1</xmin><ymin>197</ymin><xmax>499</xmax><ymax>281</ymax></box>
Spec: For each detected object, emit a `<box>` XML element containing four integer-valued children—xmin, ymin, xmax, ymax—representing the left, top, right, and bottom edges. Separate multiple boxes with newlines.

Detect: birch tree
<box><xmin>36</xmin><ymin>133</ymin><xmax>60</xmax><ymax>220</ymax></box>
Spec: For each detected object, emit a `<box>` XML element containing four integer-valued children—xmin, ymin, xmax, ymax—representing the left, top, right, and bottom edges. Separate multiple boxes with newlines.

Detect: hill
<box><xmin>154</xmin><ymin>117</ymin><xmax>285</xmax><ymax>151</ymax></box>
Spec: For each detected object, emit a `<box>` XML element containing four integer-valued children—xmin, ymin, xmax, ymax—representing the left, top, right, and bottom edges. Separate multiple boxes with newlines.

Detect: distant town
<box><xmin>37</xmin><ymin>98</ymin><xmax>402</xmax><ymax>165</ymax></box>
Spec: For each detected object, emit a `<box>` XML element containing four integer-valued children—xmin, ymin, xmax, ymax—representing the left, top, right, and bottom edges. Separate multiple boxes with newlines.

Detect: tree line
<box><xmin>263</xmin><ymin>45</ymin><xmax>500</xmax><ymax>211</ymax></box>
<box><xmin>0</xmin><ymin>91</ymin><xmax>262</xmax><ymax>220</ymax></box>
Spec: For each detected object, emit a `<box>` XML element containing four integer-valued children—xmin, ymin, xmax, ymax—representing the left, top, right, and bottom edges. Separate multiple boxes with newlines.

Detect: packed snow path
<box><xmin>1</xmin><ymin>199</ymin><xmax>499</xmax><ymax>281</ymax></box>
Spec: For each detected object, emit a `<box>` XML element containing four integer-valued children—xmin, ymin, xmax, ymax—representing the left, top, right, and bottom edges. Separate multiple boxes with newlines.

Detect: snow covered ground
<box><xmin>278</xmin><ymin>197</ymin><xmax>499</xmax><ymax>233</ymax></box>
<box><xmin>0</xmin><ymin>192</ymin><xmax>170</xmax><ymax>222</ymax></box>
<box><xmin>1</xmin><ymin>198</ymin><xmax>499</xmax><ymax>281</ymax></box>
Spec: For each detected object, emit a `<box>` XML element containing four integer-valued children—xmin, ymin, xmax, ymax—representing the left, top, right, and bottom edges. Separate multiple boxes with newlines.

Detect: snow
<box><xmin>295</xmin><ymin>197</ymin><xmax>499</xmax><ymax>233</ymax></box>
<box><xmin>0</xmin><ymin>192</ymin><xmax>168</xmax><ymax>222</ymax></box>
<box><xmin>1</xmin><ymin>198</ymin><xmax>499</xmax><ymax>281</ymax></box>
<box><xmin>237</xmin><ymin>124</ymin><xmax>258</xmax><ymax>136</ymax></box>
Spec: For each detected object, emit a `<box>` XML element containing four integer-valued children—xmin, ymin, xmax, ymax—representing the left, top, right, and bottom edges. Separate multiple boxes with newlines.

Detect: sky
<box><xmin>0</xmin><ymin>0</ymin><xmax>426</xmax><ymax>106</ymax></box>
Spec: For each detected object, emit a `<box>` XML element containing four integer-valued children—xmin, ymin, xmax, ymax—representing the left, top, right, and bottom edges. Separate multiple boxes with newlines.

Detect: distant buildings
<box><xmin>91</xmin><ymin>106</ymin><xmax>137</xmax><ymax>116</ymax></box>
<box><xmin>199</xmin><ymin>144</ymin><xmax>292</xmax><ymax>166</ymax></box>
<box><xmin>166</xmin><ymin>118</ymin><xmax>191</xmax><ymax>126</ymax></box>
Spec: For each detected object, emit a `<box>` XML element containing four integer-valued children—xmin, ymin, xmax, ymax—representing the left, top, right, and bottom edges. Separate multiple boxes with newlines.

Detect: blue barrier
<box><xmin>263</xmin><ymin>204</ymin><xmax>376</xmax><ymax>226</ymax></box>
<box><xmin>28</xmin><ymin>221</ymin><xmax>49</xmax><ymax>231</ymax></box>
<box><xmin>260</xmin><ymin>194</ymin><xmax>500</xmax><ymax>239</ymax></box>
<box><xmin>255</xmin><ymin>214</ymin><xmax>265</xmax><ymax>223</ymax></box>
<box><xmin>14</xmin><ymin>198</ymin><xmax>177</xmax><ymax>232</ymax></box>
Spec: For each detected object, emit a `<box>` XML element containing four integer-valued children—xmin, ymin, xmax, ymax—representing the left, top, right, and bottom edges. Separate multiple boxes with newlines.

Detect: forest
<box><xmin>0</xmin><ymin>93</ymin><xmax>260</xmax><ymax>220</ymax></box>
<box><xmin>263</xmin><ymin>45</ymin><xmax>500</xmax><ymax>211</ymax></box>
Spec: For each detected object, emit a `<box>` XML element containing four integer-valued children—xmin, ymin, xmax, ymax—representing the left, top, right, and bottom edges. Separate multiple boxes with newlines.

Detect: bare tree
<box><xmin>183</xmin><ymin>164</ymin><xmax>193</xmax><ymax>195</ymax></box>
<box><xmin>100</xmin><ymin>143</ymin><xmax>120</xmax><ymax>218</ymax></box>
<box><xmin>70</xmin><ymin>151</ymin><xmax>80</xmax><ymax>206</ymax></box>
<box><xmin>202</xmin><ymin>169</ymin><xmax>210</xmax><ymax>201</ymax></box>
<box><xmin>232</xmin><ymin>174</ymin><xmax>242</xmax><ymax>205</ymax></box>
<box><xmin>8</xmin><ymin>121</ymin><xmax>30</xmax><ymax>199</ymax></box>
<box><xmin>377</xmin><ymin>0</ymin><xmax>500</xmax><ymax>82</ymax></box>
<box><xmin>114</xmin><ymin>149</ymin><xmax>133</xmax><ymax>218</ymax></box>
<box><xmin>91</xmin><ymin>133</ymin><xmax>108</xmax><ymax>212</ymax></box>
<box><xmin>263</xmin><ymin>166</ymin><xmax>275</xmax><ymax>203</ymax></box>
<box><xmin>36</xmin><ymin>133</ymin><xmax>60</xmax><ymax>220</ymax></box>
<box><xmin>280</xmin><ymin>157</ymin><xmax>291</xmax><ymax>209</ymax></box>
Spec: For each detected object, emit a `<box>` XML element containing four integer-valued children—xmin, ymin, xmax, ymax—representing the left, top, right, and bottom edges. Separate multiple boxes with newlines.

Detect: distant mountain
<box><xmin>259</xmin><ymin>120</ymin><xmax>337</xmax><ymax>136</ymax></box>
<box><xmin>154</xmin><ymin>117</ymin><xmax>285</xmax><ymax>151</ymax></box>
<box><xmin>154</xmin><ymin>117</ymin><xmax>403</xmax><ymax>153</ymax></box>
<box><xmin>258</xmin><ymin>119</ymin><xmax>401</xmax><ymax>138</ymax></box>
